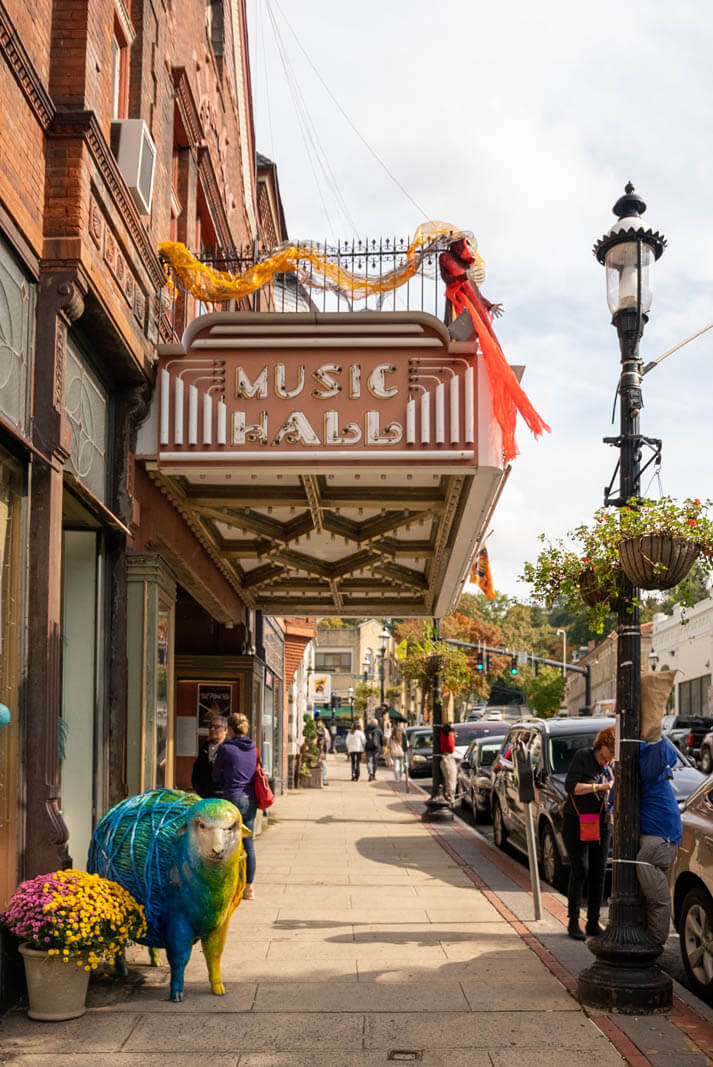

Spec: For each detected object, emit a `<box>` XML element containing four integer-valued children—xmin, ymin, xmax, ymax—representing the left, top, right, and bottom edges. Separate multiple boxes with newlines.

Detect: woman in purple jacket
<box><xmin>212</xmin><ymin>712</ymin><xmax>258</xmax><ymax>899</ymax></box>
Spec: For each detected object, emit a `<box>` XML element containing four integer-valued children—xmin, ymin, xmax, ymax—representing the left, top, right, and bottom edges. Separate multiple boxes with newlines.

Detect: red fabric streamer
<box><xmin>440</xmin><ymin>242</ymin><xmax>550</xmax><ymax>462</ymax></box>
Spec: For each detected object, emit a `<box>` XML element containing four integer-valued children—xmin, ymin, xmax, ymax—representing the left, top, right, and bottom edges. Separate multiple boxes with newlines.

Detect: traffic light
<box><xmin>476</xmin><ymin>651</ymin><xmax>484</xmax><ymax>672</ymax></box>
<box><xmin>510</xmin><ymin>656</ymin><xmax>518</xmax><ymax>676</ymax></box>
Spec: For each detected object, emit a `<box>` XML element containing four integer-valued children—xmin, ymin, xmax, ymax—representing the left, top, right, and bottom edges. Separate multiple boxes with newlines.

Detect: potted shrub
<box><xmin>1</xmin><ymin>868</ymin><xmax>146</xmax><ymax>1020</ymax></box>
<box><xmin>299</xmin><ymin>715</ymin><xmax>323</xmax><ymax>788</ymax></box>
<box><xmin>521</xmin><ymin>497</ymin><xmax>713</xmax><ymax>632</ymax></box>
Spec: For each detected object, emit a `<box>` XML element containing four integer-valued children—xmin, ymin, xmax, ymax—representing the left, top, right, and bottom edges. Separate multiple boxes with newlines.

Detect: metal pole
<box><xmin>524</xmin><ymin>803</ymin><xmax>543</xmax><ymax>920</ymax></box>
<box><xmin>422</xmin><ymin>618</ymin><xmax>453</xmax><ymax>823</ymax></box>
<box><xmin>578</xmin><ymin>300</ymin><xmax>671</xmax><ymax>1012</ymax></box>
<box><xmin>380</xmin><ymin>649</ymin><xmax>386</xmax><ymax>707</ymax></box>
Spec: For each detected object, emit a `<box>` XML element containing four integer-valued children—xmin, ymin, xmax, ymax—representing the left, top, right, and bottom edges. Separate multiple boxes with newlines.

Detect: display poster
<box><xmin>197</xmin><ymin>683</ymin><xmax>233</xmax><ymax>731</ymax></box>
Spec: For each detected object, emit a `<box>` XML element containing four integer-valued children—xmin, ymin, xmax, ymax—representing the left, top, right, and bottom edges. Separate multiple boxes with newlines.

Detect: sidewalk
<box><xmin>3</xmin><ymin>755</ymin><xmax>713</xmax><ymax>1066</ymax></box>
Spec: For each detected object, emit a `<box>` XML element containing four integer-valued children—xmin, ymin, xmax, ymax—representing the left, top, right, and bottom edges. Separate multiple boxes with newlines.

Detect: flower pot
<box><xmin>578</xmin><ymin>568</ymin><xmax>627</xmax><ymax>611</ymax></box>
<box><xmin>618</xmin><ymin>535</ymin><xmax>699</xmax><ymax>590</ymax></box>
<box><xmin>19</xmin><ymin>943</ymin><xmax>90</xmax><ymax>1021</ymax></box>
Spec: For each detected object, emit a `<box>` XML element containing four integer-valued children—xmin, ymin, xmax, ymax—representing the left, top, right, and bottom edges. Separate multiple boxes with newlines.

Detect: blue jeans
<box><xmin>366</xmin><ymin>751</ymin><xmax>378</xmax><ymax>778</ymax></box>
<box><xmin>233</xmin><ymin>793</ymin><xmax>257</xmax><ymax>884</ymax></box>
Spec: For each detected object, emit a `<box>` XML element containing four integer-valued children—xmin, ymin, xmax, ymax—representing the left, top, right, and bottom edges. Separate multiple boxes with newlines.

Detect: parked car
<box><xmin>452</xmin><ymin>721</ymin><xmax>512</xmax><ymax>762</ymax></box>
<box><xmin>406</xmin><ymin>727</ymin><xmax>433</xmax><ymax>777</ymax></box>
<box><xmin>491</xmin><ymin>717</ymin><xmax>615</xmax><ymax>889</ymax></box>
<box><xmin>456</xmin><ymin>734</ymin><xmax>508</xmax><ymax>821</ymax></box>
<box><xmin>670</xmin><ymin>775</ymin><xmax>713</xmax><ymax>1002</ymax></box>
<box><xmin>492</xmin><ymin>718</ymin><xmax>705</xmax><ymax>891</ymax></box>
<box><xmin>696</xmin><ymin>729</ymin><xmax>713</xmax><ymax>774</ymax></box>
<box><xmin>662</xmin><ymin>715</ymin><xmax>713</xmax><ymax>762</ymax></box>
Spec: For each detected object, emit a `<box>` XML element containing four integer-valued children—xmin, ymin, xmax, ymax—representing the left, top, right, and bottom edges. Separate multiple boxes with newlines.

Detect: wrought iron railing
<box><xmin>159</xmin><ymin>236</ymin><xmax>452</xmax><ymax>342</ymax></box>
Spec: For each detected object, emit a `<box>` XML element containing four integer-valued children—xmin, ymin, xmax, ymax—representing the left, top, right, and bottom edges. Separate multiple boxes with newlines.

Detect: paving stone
<box><xmin>0</xmin><ymin>1012</ymin><xmax>140</xmax><ymax>1052</ymax></box>
<box><xmin>253</xmin><ymin>980</ymin><xmax>469</xmax><ymax>1013</ymax></box>
<box><xmin>237</xmin><ymin>1053</ymin><xmax>492</xmax><ymax>1067</ymax></box>
<box><xmin>123</xmin><ymin>1011</ymin><xmax>364</xmax><ymax>1052</ymax></box>
<box><xmin>365</xmin><ymin>1010</ymin><xmax>620</xmax><ymax>1050</ymax></box>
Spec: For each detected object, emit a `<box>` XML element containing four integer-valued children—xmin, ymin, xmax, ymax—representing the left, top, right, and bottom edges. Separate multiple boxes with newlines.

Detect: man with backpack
<box><xmin>365</xmin><ymin>717</ymin><xmax>384</xmax><ymax>781</ymax></box>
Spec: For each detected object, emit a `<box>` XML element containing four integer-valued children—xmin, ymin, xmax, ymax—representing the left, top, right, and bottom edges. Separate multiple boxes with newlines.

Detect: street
<box><xmin>413</xmin><ymin>776</ymin><xmax>690</xmax><ymax>996</ymax></box>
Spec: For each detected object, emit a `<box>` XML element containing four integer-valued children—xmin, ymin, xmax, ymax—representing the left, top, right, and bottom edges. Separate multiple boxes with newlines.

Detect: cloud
<box><xmin>249</xmin><ymin>0</ymin><xmax>713</xmax><ymax>599</ymax></box>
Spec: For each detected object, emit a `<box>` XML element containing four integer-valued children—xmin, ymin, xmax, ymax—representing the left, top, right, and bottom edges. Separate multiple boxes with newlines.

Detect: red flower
<box><xmin>688</xmin><ymin>518</ymin><xmax>697</xmax><ymax>526</ymax></box>
<box><xmin>693</xmin><ymin>499</ymin><xmax>701</xmax><ymax>507</ymax></box>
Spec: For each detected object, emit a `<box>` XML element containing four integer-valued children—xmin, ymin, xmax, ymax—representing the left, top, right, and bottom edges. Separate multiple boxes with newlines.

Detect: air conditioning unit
<box><xmin>110</xmin><ymin>119</ymin><xmax>156</xmax><ymax>216</ymax></box>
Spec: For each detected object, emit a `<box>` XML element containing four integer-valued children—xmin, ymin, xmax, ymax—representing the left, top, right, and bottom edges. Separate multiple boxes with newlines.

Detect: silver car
<box><xmin>670</xmin><ymin>775</ymin><xmax>713</xmax><ymax>1002</ymax></box>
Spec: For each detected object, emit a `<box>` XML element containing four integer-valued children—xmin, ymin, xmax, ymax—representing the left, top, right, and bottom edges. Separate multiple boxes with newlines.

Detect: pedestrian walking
<box><xmin>439</xmin><ymin>722</ymin><xmax>457</xmax><ymax>805</ymax></box>
<box><xmin>562</xmin><ymin>725</ymin><xmax>615</xmax><ymax>940</ymax></box>
<box><xmin>212</xmin><ymin>712</ymin><xmax>258</xmax><ymax>900</ymax></box>
<box><xmin>365</xmin><ymin>717</ymin><xmax>383</xmax><ymax>781</ymax></box>
<box><xmin>346</xmin><ymin>720</ymin><xmax>366</xmax><ymax>781</ymax></box>
<box><xmin>191</xmin><ymin>716</ymin><xmax>227</xmax><ymax>797</ymax></box>
<box><xmin>389</xmin><ymin>725</ymin><xmax>405</xmax><ymax>782</ymax></box>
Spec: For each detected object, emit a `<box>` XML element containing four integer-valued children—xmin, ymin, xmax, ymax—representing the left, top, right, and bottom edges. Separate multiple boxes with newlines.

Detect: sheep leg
<box><xmin>201</xmin><ymin>918</ymin><xmax>230</xmax><ymax>995</ymax></box>
<box><xmin>165</xmin><ymin>939</ymin><xmax>192</xmax><ymax>1002</ymax></box>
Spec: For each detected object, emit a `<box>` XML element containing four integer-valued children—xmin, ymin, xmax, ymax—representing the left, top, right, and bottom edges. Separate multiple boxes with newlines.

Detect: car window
<box><xmin>479</xmin><ymin>742</ymin><xmax>502</xmax><ymax>767</ymax></box>
<box><xmin>412</xmin><ymin>733</ymin><xmax>432</xmax><ymax>750</ymax></box>
<box><xmin>548</xmin><ymin>732</ymin><xmax>598</xmax><ymax>774</ymax></box>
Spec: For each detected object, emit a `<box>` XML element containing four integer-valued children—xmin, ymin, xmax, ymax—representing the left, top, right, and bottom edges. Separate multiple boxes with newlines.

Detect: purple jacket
<box><xmin>212</xmin><ymin>736</ymin><xmax>257</xmax><ymax>802</ymax></box>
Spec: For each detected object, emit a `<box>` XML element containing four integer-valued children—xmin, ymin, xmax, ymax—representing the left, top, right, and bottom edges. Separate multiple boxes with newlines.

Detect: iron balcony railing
<box><xmin>159</xmin><ymin>236</ymin><xmax>453</xmax><ymax>341</ymax></box>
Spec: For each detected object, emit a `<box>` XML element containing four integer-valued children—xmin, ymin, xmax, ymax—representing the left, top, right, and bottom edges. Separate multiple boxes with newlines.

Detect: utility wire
<box><xmin>270</xmin><ymin>0</ymin><xmax>430</xmax><ymax>222</ymax></box>
<box><xmin>265</xmin><ymin>1</ymin><xmax>359</xmax><ymax>236</ymax></box>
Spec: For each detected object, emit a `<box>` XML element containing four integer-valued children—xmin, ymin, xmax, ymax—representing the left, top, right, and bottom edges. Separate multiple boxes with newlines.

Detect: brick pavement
<box><xmin>2</xmin><ymin>754</ymin><xmax>713</xmax><ymax>1065</ymax></box>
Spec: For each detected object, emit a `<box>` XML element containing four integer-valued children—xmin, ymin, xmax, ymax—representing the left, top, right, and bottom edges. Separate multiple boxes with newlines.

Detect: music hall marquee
<box><xmin>136</xmin><ymin>311</ymin><xmax>509</xmax><ymax>617</ymax></box>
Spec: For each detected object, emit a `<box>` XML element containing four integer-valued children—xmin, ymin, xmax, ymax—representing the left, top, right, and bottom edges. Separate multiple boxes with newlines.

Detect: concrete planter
<box><xmin>19</xmin><ymin>943</ymin><xmax>89</xmax><ymax>1021</ymax></box>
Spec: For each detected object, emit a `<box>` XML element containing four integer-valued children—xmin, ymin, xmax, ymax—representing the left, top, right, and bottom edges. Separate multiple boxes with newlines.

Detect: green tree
<box><xmin>354</xmin><ymin>681</ymin><xmax>378</xmax><ymax>715</ymax></box>
<box><xmin>522</xmin><ymin>666</ymin><xmax>567</xmax><ymax>718</ymax></box>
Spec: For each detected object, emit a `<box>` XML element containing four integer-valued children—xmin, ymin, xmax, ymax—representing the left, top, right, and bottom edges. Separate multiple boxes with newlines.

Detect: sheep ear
<box><xmin>241</xmin><ymin>825</ymin><xmax>252</xmax><ymax>838</ymax></box>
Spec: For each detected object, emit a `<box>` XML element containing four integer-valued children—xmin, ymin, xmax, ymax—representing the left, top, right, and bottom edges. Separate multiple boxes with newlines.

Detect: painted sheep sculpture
<box><xmin>88</xmin><ymin>788</ymin><xmax>249</xmax><ymax>1001</ymax></box>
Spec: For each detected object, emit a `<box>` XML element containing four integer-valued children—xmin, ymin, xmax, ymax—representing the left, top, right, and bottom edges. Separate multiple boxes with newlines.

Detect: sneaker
<box><xmin>567</xmin><ymin>921</ymin><xmax>586</xmax><ymax>941</ymax></box>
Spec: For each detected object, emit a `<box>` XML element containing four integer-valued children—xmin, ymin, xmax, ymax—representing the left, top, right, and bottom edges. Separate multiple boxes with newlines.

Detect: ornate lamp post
<box><xmin>347</xmin><ymin>685</ymin><xmax>354</xmax><ymax>714</ymax></box>
<box><xmin>379</xmin><ymin>627</ymin><xmax>390</xmax><ymax>710</ymax></box>
<box><xmin>577</xmin><ymin>183</ymin><xmax>670</xmax><ymax>1013</ymax></box>
<box><xmin>422</xmin><ymin>618</ymin><xmax>454</xmax><ymax>823</ymax></box>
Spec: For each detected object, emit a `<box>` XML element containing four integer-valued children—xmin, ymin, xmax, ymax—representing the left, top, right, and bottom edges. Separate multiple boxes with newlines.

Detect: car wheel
<box><xmin>540</xmin><ymin>823</ymin><xmax>564</xmax><ymax>890</ymax></box>
<box><xmin>680</xmin><ymin>887</ymin><xmax>713</xmax><ymax>1003</ymax></box>
<box><xmin>701</xmin><ymin>748</ymin><xmax>713</xmax><ymax>774</ymax></box>
<box><xmin>492</xmin><ymin>799</ymin><xmax>507</xmax><ymax>849</ymax></box>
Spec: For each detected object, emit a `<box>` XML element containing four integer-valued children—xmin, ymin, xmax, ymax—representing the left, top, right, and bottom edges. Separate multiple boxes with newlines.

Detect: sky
<box><xmin>247</xmin><ymin>0</ymin><xmax>713</xmax><ymax>601</ymax></box>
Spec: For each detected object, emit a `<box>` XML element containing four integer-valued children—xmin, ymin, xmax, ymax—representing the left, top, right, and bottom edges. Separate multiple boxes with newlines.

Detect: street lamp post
<box><xmin>577</xmin><ymin>183</ymin><xmax>671</xmax><ymax>1013</ymax></box>
<box><xmin>556</xmin><ymin>628</ymin><xmax>567</xmax><ymax>678</ymax></box>
<box><xmin>347</xmin><ymin>685</ymin><xmax>354</xmax><ymax>714</ymax></box>
<box><xmin>422</xmin><ymin>618</ymin><xmax>454</xmax><ymax>823</ymax></box>
<box><xmin>379</xmin><ymin>627</ymin><xmax>390</xmax><ymax>711</ymax></box>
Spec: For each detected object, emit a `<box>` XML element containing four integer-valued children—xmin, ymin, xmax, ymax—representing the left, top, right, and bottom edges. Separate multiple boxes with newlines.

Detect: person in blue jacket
<box><xmin>637</xmin><ymin>735</ymin><xmax>682</xmax><ymax>945</ymax></box>
<box><xmin>212</xmin><ymin>712</ymin><xmax>258</xmax><ymax>899</ymax></box>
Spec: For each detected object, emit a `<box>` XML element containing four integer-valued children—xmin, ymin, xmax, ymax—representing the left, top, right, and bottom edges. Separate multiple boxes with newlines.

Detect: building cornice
<box><xmin>0</xmin><ymin>1</ymin><xmax>55</xmax><ymax>130</ymax></box>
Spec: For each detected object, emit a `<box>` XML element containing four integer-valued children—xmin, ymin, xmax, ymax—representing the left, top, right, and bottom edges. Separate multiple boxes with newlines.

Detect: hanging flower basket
<box><xmin>618</xmin><ymin>535</ymin><xmax>700</xmax><ymax>590</ymax></box>
<box><xmin>578</xmin><ymin>567</ymin><xmax>627</xmax><ymax>611</ymax></box>
<box><xmin>425</xmin><ymin>653</ymin><xmax>444</xmax><ymax>676</ymax></box>
<box><xmin>522</xmin><ymin>497</ymin><xmax>713</xmax><ymax>633</ymax></box>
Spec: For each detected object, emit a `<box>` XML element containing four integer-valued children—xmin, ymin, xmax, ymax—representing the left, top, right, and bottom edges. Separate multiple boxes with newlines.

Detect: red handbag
<box><xmin>254</xmin><ymin>751</ymin><xmax>275</xmax><ymax>810</ymax></box>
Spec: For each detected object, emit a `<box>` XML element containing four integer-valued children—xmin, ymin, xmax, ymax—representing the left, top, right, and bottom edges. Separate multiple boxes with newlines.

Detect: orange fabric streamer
<box><xmin>445</xmin><ymin>278</ymin><xmax>550</xmax><ymax>463</ymax></box>
<box><xmin>471</xmin><ymin>546</ymin><xmax>496</xmax><ymax>600</ymax></box>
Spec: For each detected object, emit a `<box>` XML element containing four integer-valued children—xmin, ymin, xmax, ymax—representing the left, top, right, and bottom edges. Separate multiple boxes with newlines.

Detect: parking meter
<box><xmin>514</xmin><ymin>741</ymin><xmax>535</xmax><ymax>804</ymax></box>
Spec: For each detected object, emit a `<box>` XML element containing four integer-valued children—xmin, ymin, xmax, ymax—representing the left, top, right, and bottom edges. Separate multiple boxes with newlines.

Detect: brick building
<box><xmin>0</xmin><ymin>0</ymin><xmax>298</xmax><ymax>1008</ymax></box>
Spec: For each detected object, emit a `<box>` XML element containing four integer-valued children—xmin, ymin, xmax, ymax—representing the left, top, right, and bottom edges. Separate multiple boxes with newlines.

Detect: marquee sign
<box><xmin>152</xmin><ymin>311</ymin><xmax>485</xmax><ymax>467</ymax></box>
<box><xmin>137</xmin><ymin>310</ymin><xmax>507</xmax><ymax>619</ymax></box>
